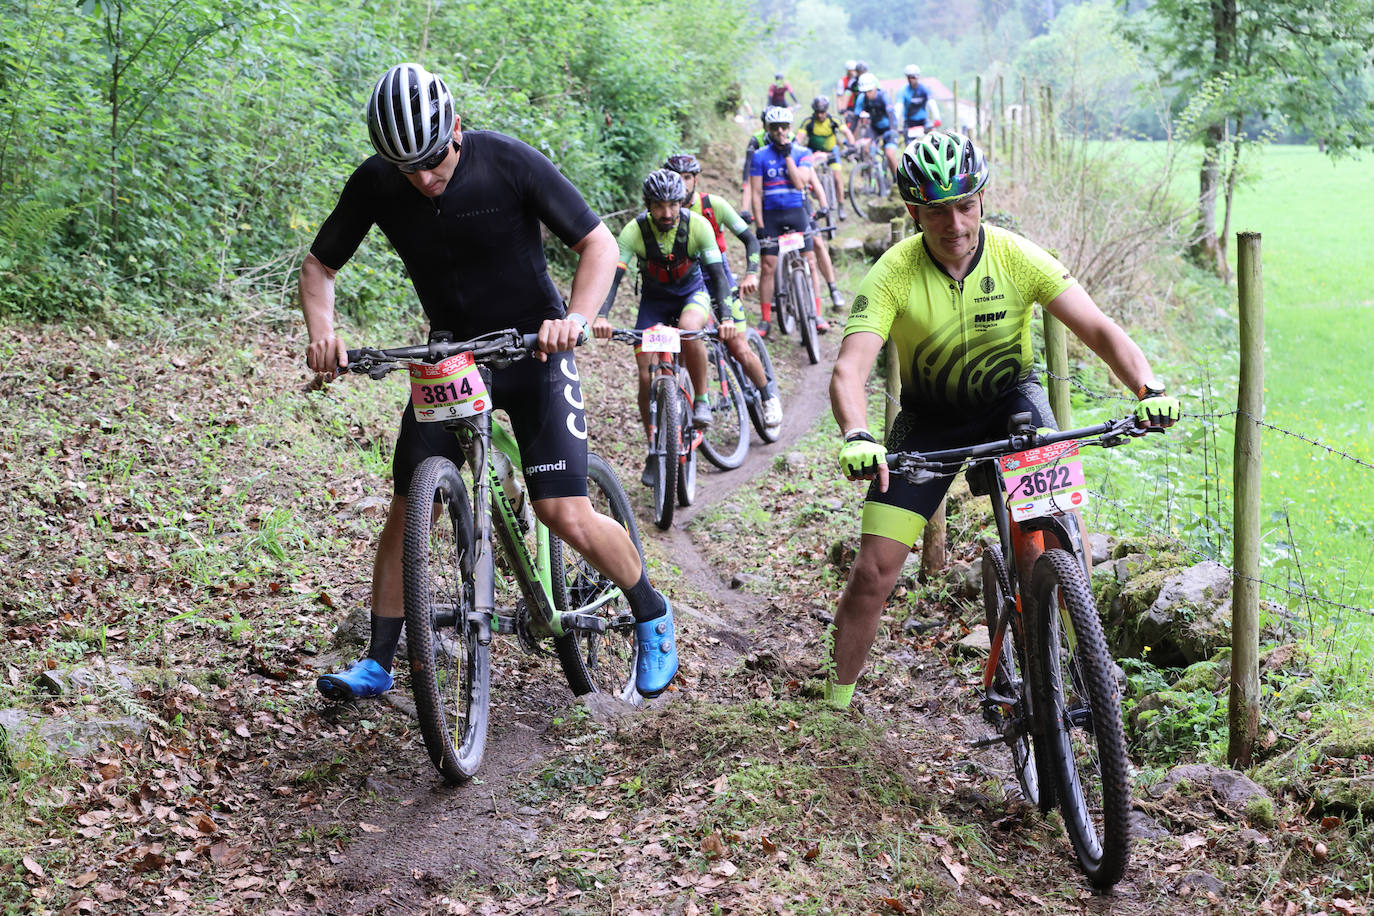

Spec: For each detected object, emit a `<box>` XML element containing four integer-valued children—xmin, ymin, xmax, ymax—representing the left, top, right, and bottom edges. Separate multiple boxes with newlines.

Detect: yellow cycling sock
<box><xmin>824</xmin><ymin>681</ymin><xmax>855</xmax><ymax>709</ymax></box>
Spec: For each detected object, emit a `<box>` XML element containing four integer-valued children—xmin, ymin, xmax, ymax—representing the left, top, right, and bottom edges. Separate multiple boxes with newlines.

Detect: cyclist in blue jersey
<box><xmin>854</xmin><ymin>73</ymin><xmax>902</xmax><ymax>180</ymax></box>
<box><xmin>898</xmin><ymin>64</ymin><xmax>933</xmax><ymax>137</ymax></box>
<box><xmin>302</xmin><ymin>64</ymin><xmax>678</xmax><ymax>701</ymax></box>
<box><xmin>749</xmin><ymin>106</ymin><xmax>827</xmax><ymax>336</ymax></box>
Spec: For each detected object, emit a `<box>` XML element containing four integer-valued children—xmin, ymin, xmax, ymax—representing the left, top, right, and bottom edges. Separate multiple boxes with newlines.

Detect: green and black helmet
<box><xmin>896</xmin><ymin>129</ymin><xmax>989</xmax><ymax>207</ymax></box>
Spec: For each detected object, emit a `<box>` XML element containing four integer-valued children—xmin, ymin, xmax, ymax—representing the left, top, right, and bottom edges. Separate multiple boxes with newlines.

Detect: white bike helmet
<box><xmin>366</xmin><ymin>63</ymin><xmax>456</xmax><ymax>167</ymax></box>
<box><xmin>904</xmin><ymin>64</ymin><xmax>921</xmax><ymax>78</ymax></box>
<box><xmin>856</xmin><ymin>73</ymin><xmax>879</xmax><ymax>93</ymax></box>
<box><xmin>762</xmin><ymin>105</ymin><xmax>794</xmax><ymax>127</ymax></box>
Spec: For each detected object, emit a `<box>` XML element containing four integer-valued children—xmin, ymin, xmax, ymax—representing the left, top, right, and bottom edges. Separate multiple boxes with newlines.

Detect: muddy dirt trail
<box><xmin>303</xmin><ymin>335</ymin><xmax>843</xmax><ymax>915</ymax></box>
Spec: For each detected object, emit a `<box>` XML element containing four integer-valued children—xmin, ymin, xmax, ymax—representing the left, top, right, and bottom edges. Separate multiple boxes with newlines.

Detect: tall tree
<box><xmin>1120</xmin><ymin>0</ymin><xmax>1374</xmax><ymax>274</ymax></box>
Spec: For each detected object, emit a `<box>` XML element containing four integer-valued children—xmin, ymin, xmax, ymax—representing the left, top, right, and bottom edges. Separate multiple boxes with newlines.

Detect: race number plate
<box><xmin>778</xmin><ymin>231</ymin><xmax>804</xmax><ymax>253</ymax></box>
<box><xmin>998</xmin><ymin>439</ymin><xmax>1088</xmax><ymax>520</ymax></box>
<box><xmin>641</xmin><ymin>324</ymin><xmax>681</xmax><ymax>354</ymax></box>
<box><xmin>408</xmin><ymin>351</ymin><xmax>490</xmax><ymax>422</ymax></box>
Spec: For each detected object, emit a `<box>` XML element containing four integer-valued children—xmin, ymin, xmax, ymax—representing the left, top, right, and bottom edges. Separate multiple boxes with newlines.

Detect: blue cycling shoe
<box><xmin>634</xmin><ymin>596</ymin><xmax>679</xmax><ymax>698</ymax></box>
<box><xmin>317</xmin><ymin>658</ymin><xmax>394</xmax><ymax>701</ymax></box>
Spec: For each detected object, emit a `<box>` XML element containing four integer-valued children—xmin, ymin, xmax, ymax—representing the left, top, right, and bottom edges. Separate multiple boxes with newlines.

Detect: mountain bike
<box><xmin>341</xmin><ymin>329</ymin><xmax>643</xmax><ymax>783</ymax></box>
<box><xmin>812</xmin><ymin>150</ymin><xmax>844</xmax><ymax>225</ymax></box>
<box><xmin>734</xmin><ymin>326</ymin><xmax>781</xmax><ymax>444</ymax></box>
<box><xmin>886</xmin><ymin>411</ymin><xmax>1159</xmax><ymax>888</ymax></box>
<box><xmin>765</xmin><ymin>226</ymin><xmax>835</xmax><ymax>365</ymax></box>
<box><xmin>845</xmin><ymin>142</ymin><xmax>890</xmax><ymax>220</ymax></box>
<box><xmin>606</xmin><ymin>326</ymin><xmax>713</xmax><ymax>530</ymax></box>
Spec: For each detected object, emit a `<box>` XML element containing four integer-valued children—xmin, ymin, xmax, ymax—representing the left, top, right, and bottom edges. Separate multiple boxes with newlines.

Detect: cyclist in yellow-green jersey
<box><xmin>824</xmin><ymin>130</ymin><xmax>1182</xmax><ymax>710</ymax></box>
<box><xmin>797</xmin><ymin>95</ymin><xmax>855</xmax><ymax>218</ymax></box>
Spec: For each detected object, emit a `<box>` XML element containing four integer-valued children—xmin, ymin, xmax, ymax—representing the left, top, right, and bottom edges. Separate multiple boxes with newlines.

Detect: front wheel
<box><xmin>552</xmin><ymin>453</ymin><xmax>642</xmax><ymax>704</ymax></box>
<box><xmin>774</xmin><ymin>262</ymin><xmax>797</xmax><ymax>337</ymax></box>
<box><xmin>698</xmin><ymin>342</ymin><xmax>749</xmax><ymax>470</ymax></box>
<box><xmin>1028</xmin><ymin>548</ymin><xmax>1132</xmax><ymax>888</ymax></box>
<box><xmin>793</xmin><ymin>265</ymin><xmax>820</xmax><ymax>365</ymax></box>
<box><xmin>404</xmin><ymin>456</ymin><xmax>489</xmax><ymax>783</ymax></box>
<box><xmin>650</xmin><ymin>376</ymin><xmax>678</xmax><ymax>530</ymax></box>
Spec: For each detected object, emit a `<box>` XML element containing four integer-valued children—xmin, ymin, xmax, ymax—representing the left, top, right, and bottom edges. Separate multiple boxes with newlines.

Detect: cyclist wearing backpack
<box><xmin>853</xmin><ymin>72</ymin><xmax>902</xmax><ymax>181</ymax></box>
<box><xmin>302</xmin><ymin>64</ymin><xmax>678</xmax><ymax>701</ymax></box>
<box><xmin>797</xmin><ymin>96</ymin><xmax>855</xmax><ymax>220</ymax></box>
<box><xmin>663</xmin><ymin>154</ymin><xmax>783</xmax><ymax>429</ymax></box>
<box><xmin>592</xmin><ymin>170</ymin><xmax>735</xmax><ymax>484</ymax></box>
<box><xmin>898</xmin><ymin>64</ymin><xmax>934</xmax><ymax>136</ymax></box>
<box><xmin>824</xmin><ymin>131</ymin><xmax>1181</xmax><ymax>709</ymax></box>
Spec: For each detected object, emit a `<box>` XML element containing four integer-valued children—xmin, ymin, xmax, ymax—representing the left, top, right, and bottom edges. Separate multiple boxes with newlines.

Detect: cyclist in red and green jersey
<box><xmin>664</xmin><ymin>154</ymin><xmax>783</xmax><ymax>428</ymax></box>
<box><xmin>594</xmin><ymin>170</ymin><xmax>733</xmax><ymax>483</ymax></box>
<box><xmin>824</xmin><ymin>130</ymin><xmax>1181</xmax><ymax>710</ymax></box>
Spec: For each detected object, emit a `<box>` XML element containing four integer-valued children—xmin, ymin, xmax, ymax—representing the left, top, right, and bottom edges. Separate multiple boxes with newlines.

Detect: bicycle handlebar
<box><xmin>342</xmin><ymin>328</ymin><xmax>574</xmax><ymax>378</ymax></box>
<box><xmin>885</xmin><ymin>414</ymin><xmax>1156</xmax><ymax>484</ymax></box>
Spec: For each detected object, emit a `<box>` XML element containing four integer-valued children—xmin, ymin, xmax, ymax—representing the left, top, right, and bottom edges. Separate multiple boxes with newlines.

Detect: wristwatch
<box><xmin>1136</xmin><ymin>380</ymin><xmax>1166</xmax><ymax>399</ymax></box>
<box><xmin>567</xmin><ymin>312</ymin><xmax>590</xmax><ymax>339</ymax></box>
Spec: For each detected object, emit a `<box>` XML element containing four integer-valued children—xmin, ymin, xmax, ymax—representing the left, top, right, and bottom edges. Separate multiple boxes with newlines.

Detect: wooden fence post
<box><xmin>952</xmin><ymin>80</ymin><xmax>959</xmax><ymax>134</ymax></box>
<box><xmin>1044</xmin><ymin>85</ymin><xmax>1056</xmax><ymax>164</ymax></box>
<box><xmin>1229</xmin><ymin>231</ymin><xmax>1263</xmax><ymax>768</ymax></box>
<box><xmin>884</xmin><ymin>218</ymin><xmax>905</xmax><ymax>436</ymax></box>
<box><xmin>1044</xmin><ymin>312</ymin><xmax>1070</xmax><ymax>427</ymax></box>
<box><xmin>974</xmin><ymin>75</ymin><xmax>982</xmax><ymax>146</ymax></box>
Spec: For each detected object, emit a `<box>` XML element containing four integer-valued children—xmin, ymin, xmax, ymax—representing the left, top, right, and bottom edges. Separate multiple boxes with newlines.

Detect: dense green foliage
<box><xmin>0</xmin><ymin>0</ymin><xmax>750</xmax><ymax>321</ymax></box>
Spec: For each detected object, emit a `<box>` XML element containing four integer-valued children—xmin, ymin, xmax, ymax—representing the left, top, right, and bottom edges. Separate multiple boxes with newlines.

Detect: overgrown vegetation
<box><xmin>0</xmin><ymin>0</ymin><xmax>751</xmax><ymax>322</ymax></box>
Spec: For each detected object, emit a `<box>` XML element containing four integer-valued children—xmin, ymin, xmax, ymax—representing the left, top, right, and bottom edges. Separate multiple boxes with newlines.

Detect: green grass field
<box><xmin>1095</xmin><ymin>142</ymin><xmax>1374</xmax><ymax>632</ymax></box>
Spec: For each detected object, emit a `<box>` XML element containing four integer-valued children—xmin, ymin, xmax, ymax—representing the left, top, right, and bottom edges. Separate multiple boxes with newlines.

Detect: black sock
<box><xmin>366</xmin><ymin>615</ymin><xmax>406</xmax><ymax>671</ymax></box>
<box><xmin>626</xmin><ymin>572</ymin><xmax>666</xmax><ymax>622</ymax></box>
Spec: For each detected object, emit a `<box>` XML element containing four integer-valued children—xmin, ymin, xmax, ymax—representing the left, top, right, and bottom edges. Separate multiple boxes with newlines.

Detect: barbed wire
<box><xmin>1087</xmin><ymin>489</ymin><xmax>1374</xmax><ymax>618</ymax></box>
<box><xmin>860</xmin><ymin>370</ymin><xmax>1373</xmax><ymax>617</ymax></box>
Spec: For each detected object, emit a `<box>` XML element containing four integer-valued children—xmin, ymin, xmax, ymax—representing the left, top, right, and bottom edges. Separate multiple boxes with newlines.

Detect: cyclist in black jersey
<box><xmin>824</xmin><ymin>131</ymin><xmax>1181</xmax><ymax>710</ymax></box>
<box><xmin>301</xmin><ymin>64</ymin><xmax>679</xmax><ymax>702</ymax></box>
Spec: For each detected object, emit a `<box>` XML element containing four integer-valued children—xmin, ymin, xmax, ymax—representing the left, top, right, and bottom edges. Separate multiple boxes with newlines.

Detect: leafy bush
<box><xmin>0</xmin><ymin>0</ymin><xmax>750</xmax><ymax>323</ymax></box>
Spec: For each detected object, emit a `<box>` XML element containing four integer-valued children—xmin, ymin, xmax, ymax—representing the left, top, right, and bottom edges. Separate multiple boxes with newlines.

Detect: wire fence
<box><xmin>864</xmin><ymin>358</ymin><xmax>1374</xmax><ymax>629</ymax></box>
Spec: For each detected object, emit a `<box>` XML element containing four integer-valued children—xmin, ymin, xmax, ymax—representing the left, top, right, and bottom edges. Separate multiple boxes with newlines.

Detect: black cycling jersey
<box><xmin>310</xmin><ymin>130</ymin><xmax>600</xmax><ymax>335</ymax></box>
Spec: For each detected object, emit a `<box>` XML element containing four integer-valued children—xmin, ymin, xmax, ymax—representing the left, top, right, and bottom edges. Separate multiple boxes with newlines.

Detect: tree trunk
<box><xmin>1191</xmin><ymin>121</ymin><xmax>1225</xmax><ymax>275</ymax></box>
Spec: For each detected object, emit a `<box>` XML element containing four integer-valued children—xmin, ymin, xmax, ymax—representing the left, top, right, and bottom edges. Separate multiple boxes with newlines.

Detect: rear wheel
<box><xmin>982</xmin><ymin>546</ymin><xmax>1049</xmax><ymax>810</ymax></box>
<box><xmin>699</xmin><ymin>341</ymin><xmax>749</xmax><ymax>470</ymax></box>
<box><xmin>676</xmin><ymin>373</ymin><xmax>697</xmax><ymax>507</ymax></box>
<box><xmin>404</xmin><ymin>456</ymin><xmax>489</xmax><ymax>784</ymax></box>
<box><xmin>793</xmin><ymin>265</ymin><xmax>820</xmax><ymax>365</ymax></box>
<box><xmin>848</xmin><ymin>161</ymin><xmax>877</xmax><ymax>219</ymax></box>
<box><xmin>744</xmin><ymin>329</ymin><xmax>780</xmax><ymax>443</ymax></box>
<box><xmin>1029</xmin><ymin>548</ymin><xmax>1132</xmax><ymax>888</ymax></box>
<box><xmin>650</xmin><ymin>377</ymin><xmax>678</xmax><ymax>530</ymax></box>
<box><xmin>552</xmin><ymin>453</ymin><xmax>642</xmax><ymax>704</ymax></box>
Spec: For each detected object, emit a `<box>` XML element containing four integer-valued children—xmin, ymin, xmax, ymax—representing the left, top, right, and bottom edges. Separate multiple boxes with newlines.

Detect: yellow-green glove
<box><xmin>1135</xmin><ymin>388</ymin><xmax>1180</xmax><ymax>428</ymax></box>
<box><xmin>838</xmin><ymin>431</ymin><xmax>886</xmax><ymax>479</ymax></box>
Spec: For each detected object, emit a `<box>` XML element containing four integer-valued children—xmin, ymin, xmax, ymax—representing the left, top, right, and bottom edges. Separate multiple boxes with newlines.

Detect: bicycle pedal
<box><xmin>969</xmin><ymin>734</ymin><xmax>1006</xmax><ymax>750</ymax></box>
<box><xmin>558</xmin><ymin>612</ymin><xmax>608</xmax><ymax>634</ymax></box>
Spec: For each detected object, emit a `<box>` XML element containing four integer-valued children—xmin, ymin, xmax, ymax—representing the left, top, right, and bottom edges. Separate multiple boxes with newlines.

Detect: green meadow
<box><xmin>1087</xmin><ymin>142</ymin><xmax>1374</xmax><ymax>638</ymax></box>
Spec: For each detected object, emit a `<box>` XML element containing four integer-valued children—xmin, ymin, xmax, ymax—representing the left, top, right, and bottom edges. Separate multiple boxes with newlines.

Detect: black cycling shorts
<box><xmin>862</xmin><ymin>378</ymin><xmax>1056</xmax><ymax>545</ymax></box>
<box><xmin>392</xmin><ymin>352</ymin><xmax>589</xmax><ymax>502</ymax></box>
<box><xmin>760</xmin><ymin>207</ymin><xmax>814</xmax><ymax>255</ymax></box>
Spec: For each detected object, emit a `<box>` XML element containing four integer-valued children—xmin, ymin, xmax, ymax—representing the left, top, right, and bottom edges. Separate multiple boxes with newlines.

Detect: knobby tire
<box><xmin>793</xmin><ymin>265</ymin><xmax>820</xmax><ymax>364</ymax></box>
<box><xmin>699</xmin><ymin>341</ymin><xmax>749</xmax><ymax>470</ymax></box>
<box><xmin>744</xmin><ymin>328</ymin><xmax>781</xmax><ymax>443</ymax></box>
<box><xmin>1029</xmin><ymin>548</ymin><xmax>1132</xmax><ymax>888</ymax></box>
<box><xmin>650</xmin><ymin>377</ymin><xmax>678</xmax><ymax>530</ymax></box>
<box><xmin>403</xmin><ymin>456</ymin><xmax>489</xmax><ymax>783</ymax></box>
<box><xmin>552</xmin><ymin>452</ymin><xmax>643</xmax><ymax>703</ymax></box>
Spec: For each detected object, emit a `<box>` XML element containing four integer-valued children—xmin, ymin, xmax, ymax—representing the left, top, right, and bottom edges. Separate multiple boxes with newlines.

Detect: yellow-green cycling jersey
<box><xmin>844</xmin><ymin>225</ymin><xmax>1075</xmax><ymax>412</ymax></box>
<box><xmin>798</xmin><ymin>113</ymin><xmax>844</xmax><ymax>154</ymax></box>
